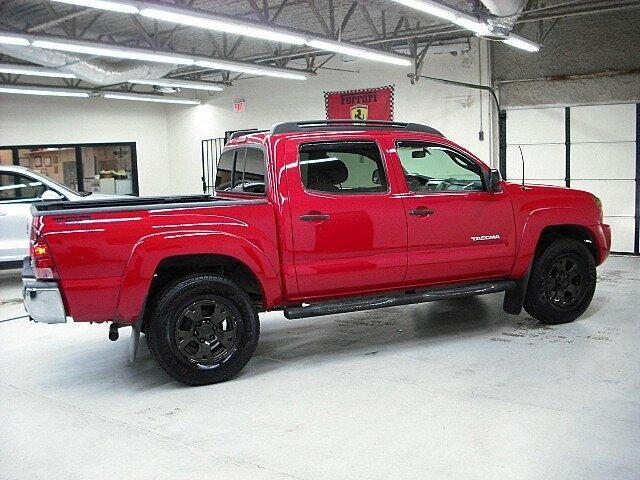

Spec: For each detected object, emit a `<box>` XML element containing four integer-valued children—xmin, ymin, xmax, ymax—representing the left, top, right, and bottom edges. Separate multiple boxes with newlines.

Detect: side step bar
<box><xmin>283</xmin><ymin>280</ymin><xmax>516</xmax><ymax>320</ymax></box>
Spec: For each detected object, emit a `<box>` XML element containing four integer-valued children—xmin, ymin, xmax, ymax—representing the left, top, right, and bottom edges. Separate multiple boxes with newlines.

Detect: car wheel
<box><xmin>523</xmin><ymin>238</ymin><xmax>596</xmax><ymax>324</ymax></box>
<box><xmin>147</xmin><ymin>274</ymin><xmax>259</xmax><ymax>385</ymax></box>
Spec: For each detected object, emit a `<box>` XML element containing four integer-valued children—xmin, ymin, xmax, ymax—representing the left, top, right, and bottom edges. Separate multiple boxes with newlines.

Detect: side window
<box><xmin>299</xmin><ymin>141</ymin><xmax>387</xmax><ymax>194</ymax></box>
<box><xmin>215</xmin><ymin>149</ymin><xmax>236</xmax><ymax>191</ymax></box>
<box><xmin>396</xmin><ymin>142</ymin><xmax>484</xmax><ymax>192</ymax></box>
<box><xmin>215</xmin><ymin>148</ymin><xmax>266</xmax><ymax>195</ymax></box>
<box><xmin>0</xmin><ymin>173</ymin><xmax>47</xmax><ymax>202</ymax></box>
<box><xmin>239</xmin><ymin>148</ymin><xmax>266</xmax><ymax>194</ymax></box>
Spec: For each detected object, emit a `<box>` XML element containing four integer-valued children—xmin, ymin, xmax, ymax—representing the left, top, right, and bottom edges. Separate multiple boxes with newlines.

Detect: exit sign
<box><xmin>233</xmin><ymin>101</ymin><xmax>245</xmax><ymax>113</ymax></box>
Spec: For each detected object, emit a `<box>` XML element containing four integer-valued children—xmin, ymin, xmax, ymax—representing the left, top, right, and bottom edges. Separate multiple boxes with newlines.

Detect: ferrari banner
<box><xmin>324</xmin><ymin>85</ymin><xmax>394</xmax><ymax>121</ymax></box>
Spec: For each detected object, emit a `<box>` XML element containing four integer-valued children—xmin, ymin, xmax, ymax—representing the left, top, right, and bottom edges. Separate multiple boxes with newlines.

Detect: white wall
<box><xmin>506</xmin><ymin>103</ymin><xmax>638</xmax><ymax>253</ymax></box>
<box><xmin>0</xmin><ymin>95</ymin><xmax>170</xmax><ymax>196</ymax></box>
<box><xmin>166</xmin><ymin>39</ymin><xmax>494</xmax><ymax>194</ymax></box>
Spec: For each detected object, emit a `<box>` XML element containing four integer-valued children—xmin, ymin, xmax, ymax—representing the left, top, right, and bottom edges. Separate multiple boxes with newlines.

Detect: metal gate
<box><xmin>201</xmin><ymin>137</ymin><xmax>225</xmax><ymax>194</ymax></box>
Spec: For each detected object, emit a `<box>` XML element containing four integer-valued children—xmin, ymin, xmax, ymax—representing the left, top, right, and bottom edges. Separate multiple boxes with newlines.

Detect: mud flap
<box><xmin>128</xmin><ymin>324</ymin><xmax>141</xmax><ymax>364</ymax></box>
<box><xmin>503</xmin><ymin>269</ymin><xmax>531</xmax><ymax>315</ymax></box>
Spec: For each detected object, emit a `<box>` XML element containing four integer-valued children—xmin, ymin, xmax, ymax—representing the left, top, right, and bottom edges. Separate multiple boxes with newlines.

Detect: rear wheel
<box><xmin>147</xmin><ymin>275</ymin><xmax>259</xmax><ymax>385</ymax></box>
<box><xmin>523</xmin><ymin>238</ymin><xmax>596</xmax><ymax>324</ymax></box>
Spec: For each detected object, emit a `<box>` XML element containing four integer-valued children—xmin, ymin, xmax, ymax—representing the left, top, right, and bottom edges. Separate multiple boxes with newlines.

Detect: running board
<box><xmin>283</xmin><ymin>280</ymin><xmax>516</xmax><ymax>320</ymax></box>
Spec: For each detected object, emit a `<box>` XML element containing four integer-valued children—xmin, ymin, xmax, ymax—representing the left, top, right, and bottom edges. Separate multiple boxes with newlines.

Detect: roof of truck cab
<box><xmin>224</xmin><ymin>120</ymin><xmax>445</xmax><ymax>148</ymax></box>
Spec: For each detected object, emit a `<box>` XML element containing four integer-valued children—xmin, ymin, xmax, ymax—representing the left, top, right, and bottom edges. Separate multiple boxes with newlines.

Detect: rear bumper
<box><xmin>22</xmin><ymin>258</ymin><xmax>68</xmax><ymax>324</ymax></box>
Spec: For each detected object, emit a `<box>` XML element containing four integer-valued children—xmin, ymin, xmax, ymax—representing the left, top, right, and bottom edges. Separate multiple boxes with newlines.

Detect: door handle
<box><xmin>409</xmin><ymin>207</ymin><xmax>434</xmax><ymax>217</ymax></box>
<box><xmin>300</xmin><ymin>213</ymin><xmax>330</xmax><ymax>222</ymax></box>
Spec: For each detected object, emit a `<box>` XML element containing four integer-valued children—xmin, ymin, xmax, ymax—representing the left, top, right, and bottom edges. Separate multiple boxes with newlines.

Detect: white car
<box><xmin>0</xmin><ymin>165</ymin><xmax>127</xmax><ymax>267</ymax></box>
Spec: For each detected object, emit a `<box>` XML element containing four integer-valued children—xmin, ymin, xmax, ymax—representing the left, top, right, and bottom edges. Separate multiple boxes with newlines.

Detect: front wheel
<box><xmin>523</xmin><ymin>238</ymin><xmax>597</xmax><ymax>324</ymax></box>
<box><xmin>147</xmin><ymin>274</ymin><xmax>259</xmax><ymax>385</ymax></box>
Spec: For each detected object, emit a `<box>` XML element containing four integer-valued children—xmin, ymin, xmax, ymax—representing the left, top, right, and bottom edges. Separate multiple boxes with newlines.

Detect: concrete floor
<box><xmin>1</xmin><ymin>256</ymin><xmax>639</xmax><ymax>480</ymax></box>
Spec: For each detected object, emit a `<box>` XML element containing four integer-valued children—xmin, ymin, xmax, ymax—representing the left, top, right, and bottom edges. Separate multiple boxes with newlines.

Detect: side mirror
<box><xmin>40</xmin><ymin>190</ymin><xmax>64</xmax><ymax>201</ymax></box>
<box><xmin>488</xmin><ymin>169</ymin><xmax>503</xmax><ymax>192</ymax></box>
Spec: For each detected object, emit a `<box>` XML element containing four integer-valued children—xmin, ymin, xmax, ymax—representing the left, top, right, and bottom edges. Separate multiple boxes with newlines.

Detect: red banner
<box><xmin>324</xmin><ymin>85</ymin><xmax>394</xmax><ymax>121</ymax></box>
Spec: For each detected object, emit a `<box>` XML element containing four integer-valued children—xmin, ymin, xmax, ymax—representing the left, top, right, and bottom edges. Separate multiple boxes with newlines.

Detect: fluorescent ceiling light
<box><xmin>388</xmin><ymin>1</ymin><xmax>489</xmax><ymax>37</ymax></box>
<box><xmin>451</xmin><ymin>16</ymin><xmax>490</xmax><ymax>35</ymax></box>
<box><xmin>139</xmin><ymin>4</ymin><xmax>410</xmax><ymax>66</ymax></box>
<box><xmin>0</xmin><ymin>63</ymin><xmax>76</xmax><ymax>78</ymax></box>
<box><xmin>127</xmin><ymin>78</ymin><xmax>224</xmax><ymax>91</ymax></box>
<box><xmin>194</xmin><ymin>59</ymin><xmax>308</xmax><ymax>80</ymax></box>
<box><xmin>388</xmin><ymin>0</ymin><xmax>457</xmax><ymax>22</ymax></box>
<box><xmin>140</xmin><ymin>6</ymin><xmax>306</xmax><ymax>45</ymax></box>
<box><xmin>31</xmin><ymin>39</ymin><xmax>195</xmax><ymax>65</ymax></box>
<box><xmin>103</xmin><ymin>92</ymin><xmax>200</xmax><ymax>104</ymax></box>
<box><xmin>502</xmin><ymin>35</ymin><xmax>540</xmax><ymax>52</ymax></box>
<box><xmin>26</xmin><ymin>35</ymin><xmax>306</xmax><ymax>79</ymax></box>
<box><xmin>389</xmin><ymin>0</ymin><xmax>540</xmax><ymax>53</ymax></box>
<box><xmin>50</xmin><ymin>0</ymin><xmax>139</xmax><ymax>14</ymax></box>
<box><xmin>0</xmin><ymin>34</ymin><xmax>30</xmax><ymax>46</ymax></box>
<box><xmin>0</xmin><ymin>85</ymin><xmax>89</xmax><ymax>97</ymax></box>
<box><xmin>306</xmin><ymin>39</ymin><xmax>413</xmax><ymax>66</ymax></box>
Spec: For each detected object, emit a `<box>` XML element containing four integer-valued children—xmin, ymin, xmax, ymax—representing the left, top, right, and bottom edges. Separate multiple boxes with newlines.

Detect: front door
<box><xmin>392</xmin><ymin>140</ymin><xmax>516</xmax><ymax>285</ymax></box>
<box><xmin>286</xmin><ymin>139</ymin><xmax>407</xmax><ymax>298</ymax></box>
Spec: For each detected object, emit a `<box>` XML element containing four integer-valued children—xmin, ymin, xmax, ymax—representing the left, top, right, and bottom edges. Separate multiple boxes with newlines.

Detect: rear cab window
<box><xmin>215</xmin><ymin>146</ymin><xmax>267</xmax><ymax>195</ymax></box>
<box><xmin>299</xmin><ymin>141</ymin><xmax>388</xmax><ymax>194</ymax></box>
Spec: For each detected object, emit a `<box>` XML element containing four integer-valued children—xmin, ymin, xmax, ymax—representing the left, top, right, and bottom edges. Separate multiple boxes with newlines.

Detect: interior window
<box><xmin>396</xmin><ymin>142</ymin><xmax>484</xmax><ymax>193</ymax></box>
<box><xmin>299</xmin><ymin>142</ymin><xmax>387</xmax><ymax>194</ymax></box>
<box><xmin>0</xmin><ymin>173</ymin><xmax>46</xmax><ymax>202</ymax></box>
<box><xmin>215</xmin><ymin>148</ymin><xmax>266</xmax><ymax>194</ymax></box>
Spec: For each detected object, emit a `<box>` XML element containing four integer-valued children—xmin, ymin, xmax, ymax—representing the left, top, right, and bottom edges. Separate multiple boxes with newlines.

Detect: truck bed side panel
<box><xmin>40</xmin><ymin>200</ymin><xmax>280</xmax><ymax>323</ymax></box>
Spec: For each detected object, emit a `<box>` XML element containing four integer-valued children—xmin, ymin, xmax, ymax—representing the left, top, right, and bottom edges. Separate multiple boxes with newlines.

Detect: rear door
<box><xmin>285</xmin><ymin>137</ymin><xmax>407</xmax><ymax>298</ymax></box>
<box><xmin>391</xmin><ymin>140</ymin><xmax>516</xmax><ymax>284</ymax></box>
<box><xmin>0</xmin><ymin>172</ymin><xmax>48</xmax><ymax>262</ymax></box>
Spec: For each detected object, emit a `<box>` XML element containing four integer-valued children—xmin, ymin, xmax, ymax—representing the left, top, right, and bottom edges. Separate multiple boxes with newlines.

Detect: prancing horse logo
<box><xmin>350</xmin><ymin>104</ymin><xmax>368</xmax><ymax>120</ymax></box>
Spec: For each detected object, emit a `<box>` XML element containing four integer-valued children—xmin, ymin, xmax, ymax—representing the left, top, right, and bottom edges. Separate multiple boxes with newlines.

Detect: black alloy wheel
<box><xmin>148</xmin><ymin>275</ymin><xmax>259</xmax><ymax>385</ymax></box>
<box><xmin>523</xmin><ymin>238</ymin><xmax>597</xmax><ymax>324</ymax></box>
<box><xmin>544</xmin><ymin>255</ymin><xmax>585</xmax><ymax>309</ymax></box>
<box><xmin>174</xmin><ymin>299</ymin><xmax>241</xmax><ymax>365</ymax></box>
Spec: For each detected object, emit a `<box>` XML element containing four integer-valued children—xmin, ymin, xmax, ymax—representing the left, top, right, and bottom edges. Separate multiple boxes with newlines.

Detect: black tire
<box><xmin>523</xmin><ymin>238</ymin><xmax>596</xmax><ymax>324</ymax></box>
<box><xmin>147</xmin><ymin>274</ymin><xmax>259</xmax><ymax>385</ymax></box>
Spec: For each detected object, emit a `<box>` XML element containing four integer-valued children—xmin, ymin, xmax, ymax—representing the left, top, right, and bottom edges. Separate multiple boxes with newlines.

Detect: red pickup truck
<box><xmin>23</xmin><ymin>120</ymin><xmax>611</xmax><ymax>385</ymax></box>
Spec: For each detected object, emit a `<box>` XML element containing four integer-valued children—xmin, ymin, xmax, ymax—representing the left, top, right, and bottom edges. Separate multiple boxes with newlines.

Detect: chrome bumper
<box><xmin>22</xmin><ymin>258</ymin><xmax>67</xmax><ymax>324</ymax></box>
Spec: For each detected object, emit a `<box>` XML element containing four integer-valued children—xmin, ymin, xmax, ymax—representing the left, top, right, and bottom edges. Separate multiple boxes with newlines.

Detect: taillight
<box><xmin>30</xmin><ymin>232</ymin><xmax>58</xmax><ymax>280</ymax></box>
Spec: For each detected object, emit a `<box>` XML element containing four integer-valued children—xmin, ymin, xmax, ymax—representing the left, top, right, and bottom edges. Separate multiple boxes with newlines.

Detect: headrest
<box><xmin>306</xmin><ymin>158</ymin><xmax>348</xmax><ymax>185</ymax></box>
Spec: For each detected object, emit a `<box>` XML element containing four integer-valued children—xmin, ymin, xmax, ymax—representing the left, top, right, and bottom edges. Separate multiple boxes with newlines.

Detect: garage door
<box><xmin>505</xmin><ymin>103</ymin><xmax>639</xmax><ymax>253</ymax></box>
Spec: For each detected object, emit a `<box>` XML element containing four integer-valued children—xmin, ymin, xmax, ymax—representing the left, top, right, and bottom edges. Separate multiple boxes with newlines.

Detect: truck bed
<box><xmin>32</xmin><ymin>194</ymin><xmax>279</xmax><ymax>324</ymax></box>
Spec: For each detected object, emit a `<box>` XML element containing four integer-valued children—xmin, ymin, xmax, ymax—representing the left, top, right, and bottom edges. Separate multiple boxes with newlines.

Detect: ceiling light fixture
<box><xmin>31</xmin><ymin>39</ymin><xmax>195</xmax><ymax>65</ymax></box>
<box><xmin>139</xmin><ymin>6</ymin><xmax>306</xmax><ymax>45</ymax></box>
<box><xmin>50</xmin><ymin>0</ymin><xmax>139</xmax><ymax>14</ymax></box>
<box><xmin>194</xmin><ymin>59</ymin><xmax>308</xmax><ymax>80</ymax></box>
<box><xmin>0</xmin><ymin>84</ymin><xmax>89</xmax><ymax>97</ymax></box>
<box><xmin>127</xmin><ymin>78</ymin><xmax>224</xmax><ymax>91</ymax></box>
<box><xmin>17</xmin><ymin>32</ymin><xmax>308</xmax><ymax>79</ymax></box>
<box><xmin>0</xmin><ymin>33</ymin><xmax>30</xmax><ymax>46</ymax></box>
<box><xmin>0</xmin><ymin>63</ymin><xmax>77</xmax><ymax>78</ymax></box>
<box><xmin>502</xmin><ymin>34</ymin><xmax>540</xmax><ymax>52</ymax></box>
<box><xmin>387</xmin><ymin>0</ymin><xmax>539</xmax><ymax>52</ymax></box>
<box><xmin>103</xmin><ymin>92</ymin><xmax>200</xmax><ymax>104</ymax></box>
<box><xmin>306</xmin><ymin>39</ymin><xmax>413</xmax><ymax>66</ymax></box>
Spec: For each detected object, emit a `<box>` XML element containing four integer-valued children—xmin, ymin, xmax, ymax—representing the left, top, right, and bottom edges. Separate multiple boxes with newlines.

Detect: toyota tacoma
<box><xmin>22</xmin><ymin>120</ymin><xmax>611</xmax><ymax>385</ymax></box>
